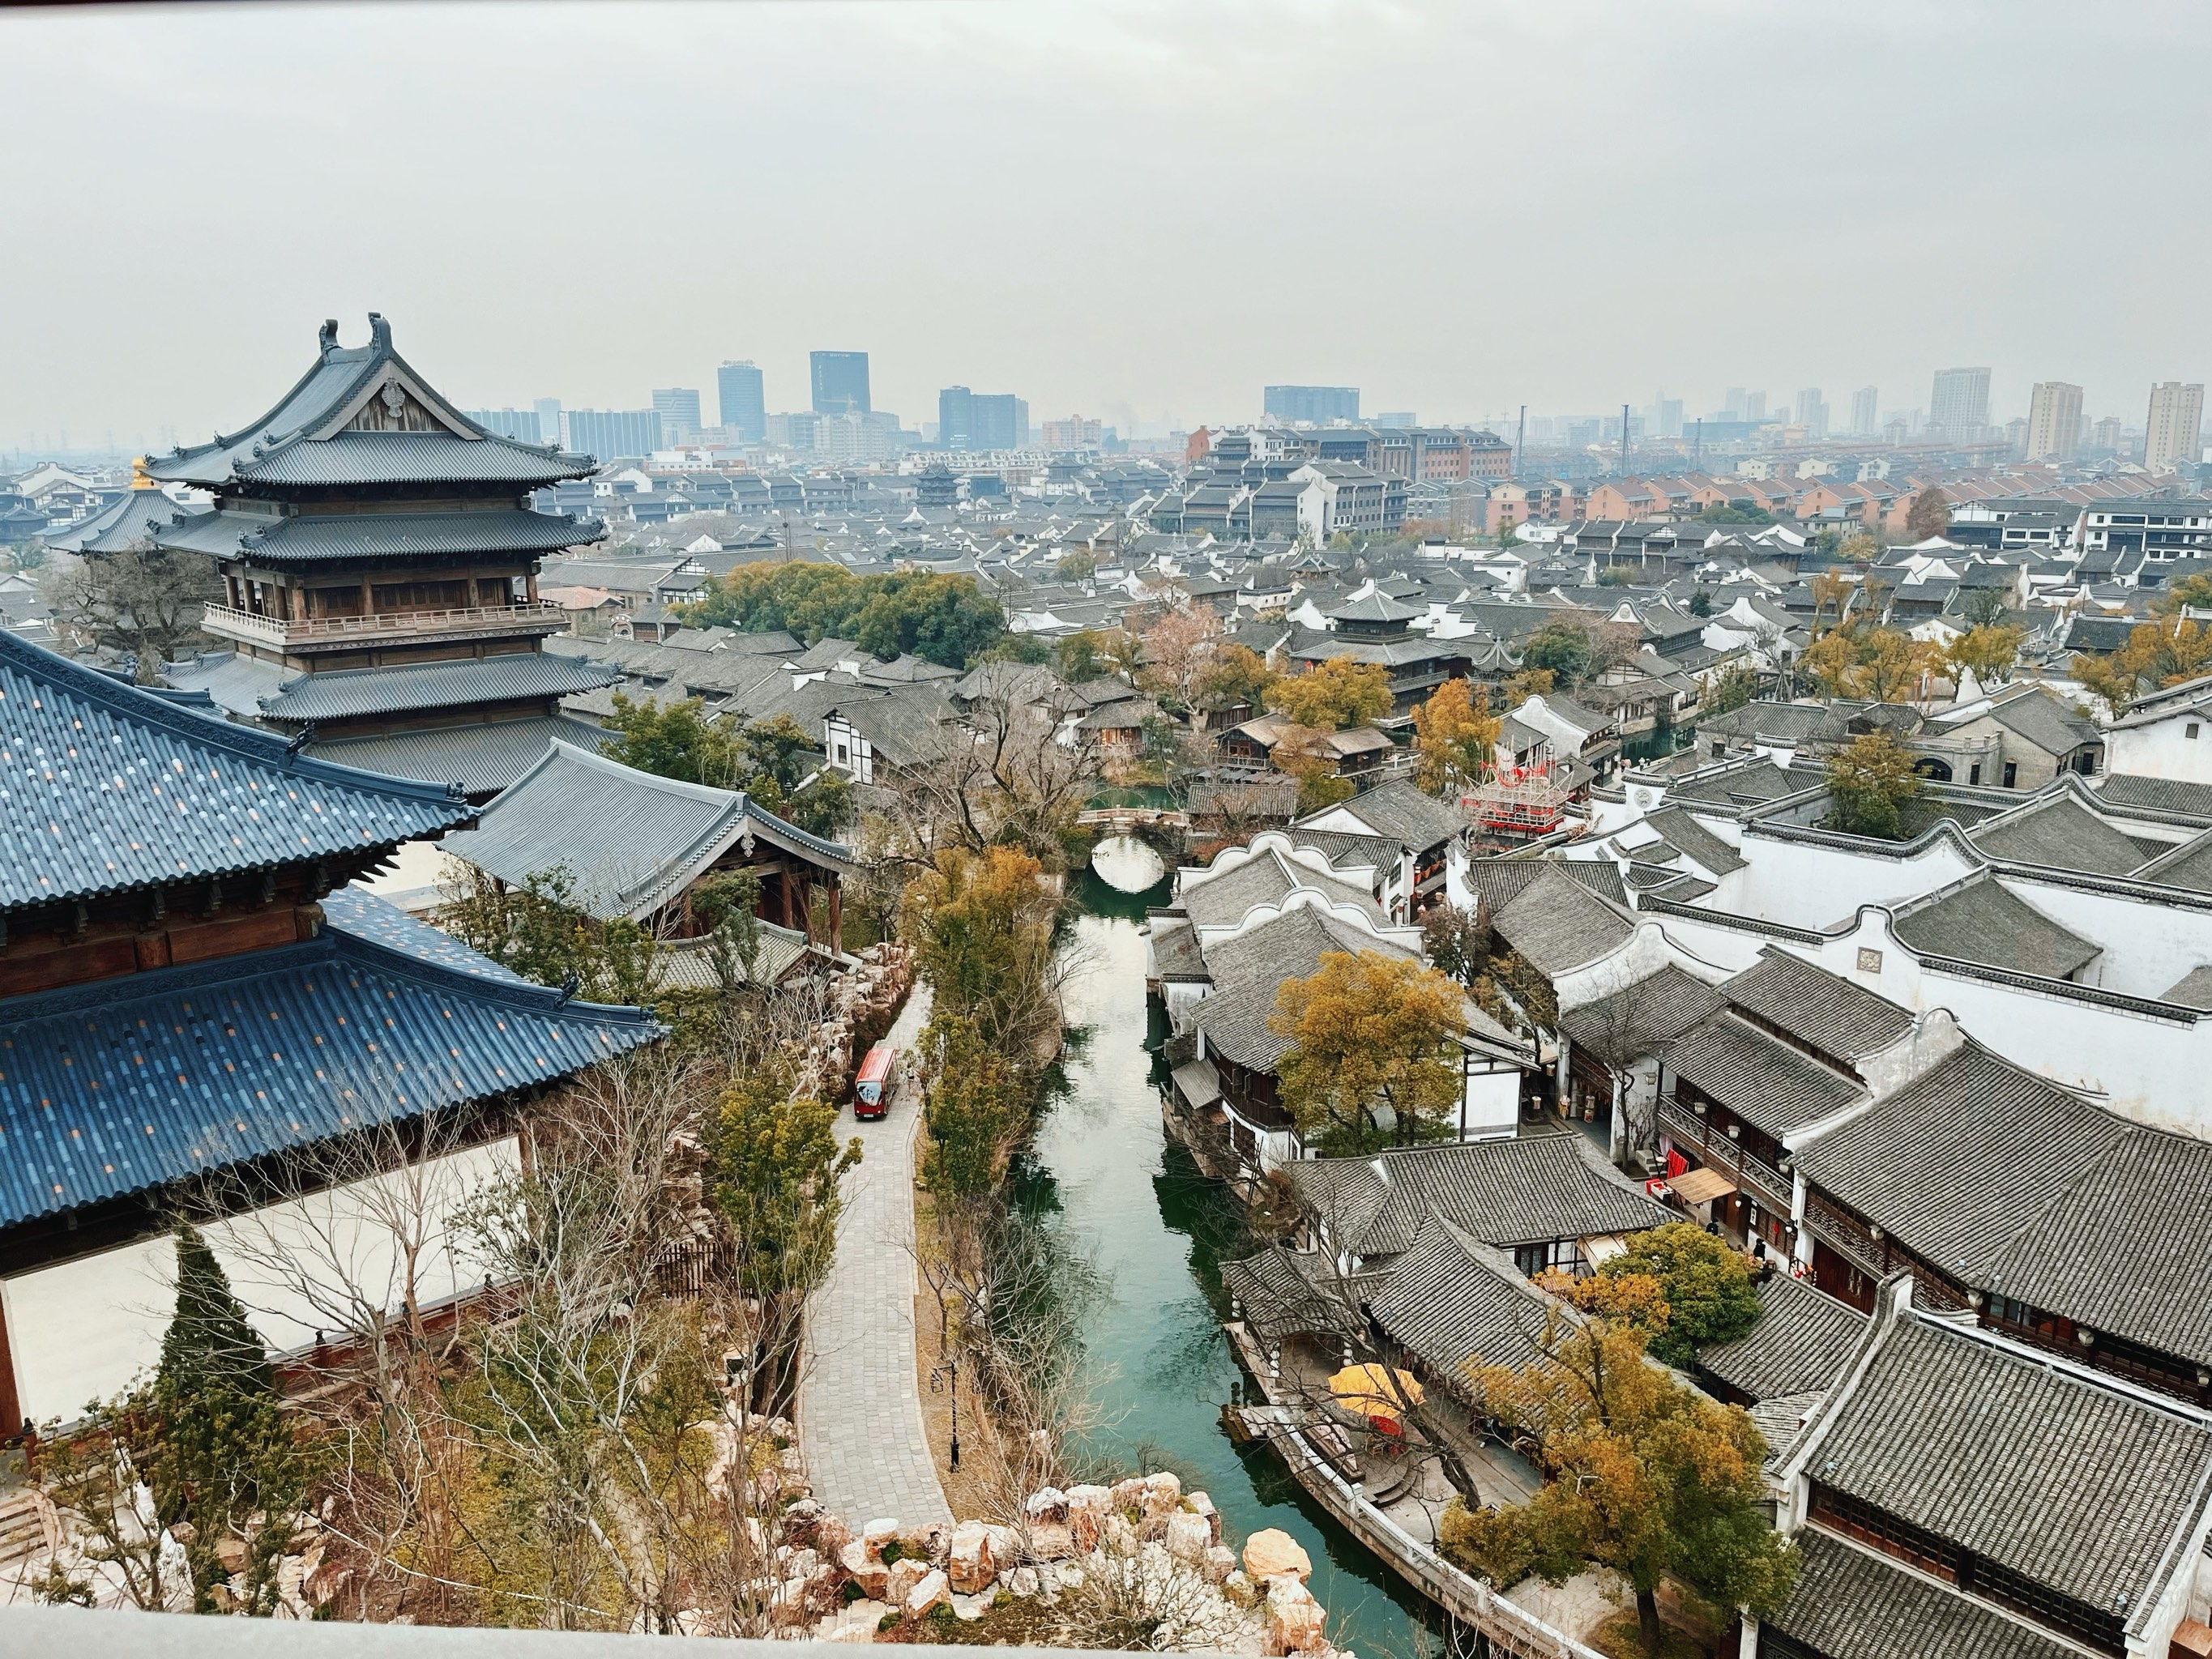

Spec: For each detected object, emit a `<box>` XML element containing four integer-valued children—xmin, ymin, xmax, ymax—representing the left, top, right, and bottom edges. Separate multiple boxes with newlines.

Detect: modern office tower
<box><xmin>1263</xmin><ymin>385</ymin><xmax>1360</xmax><ymax>424</ymax></box>
<box><xmin>1655</xmin><ymin>398</ymin><xmax>1684</xmax><ymax>438</ymax></box>
<box><xmin>1795</xmin><ymin>388</ymin><xmax>1829</xmax><ymax>438</ymax></box>
<box><xmin>2025</xmin><ymin>382</ymin><xmax>2085</xmax><ymax>462</ymax></box>
<box><xmin>2146</xmin><ymin>382</ymin><xmax>2206</xmax><ymax>473</ymax></box>
<box><xmin>810</xmin><ymin>350</ymin><xmax>871</xmax><ymax>415</ymax></box>
<box><xmin>465</xmin><ymin>408</ymin><xmax>541</xmax><ymax>442</ymax></box>
<box><xmin>937</xmin><ymin>386</ymin><xmax>1028</xmax><ymax>450</ymax></box>
<box><xmin>651</xmin><ymin>387</ymin><xmax>703</xmax><ymax>446</ymax></box>
<box><xmin>564</xmin><ymin>408</ymin><xmax>662</xmax><ymax>459</ymax></box>
<box><xmin>1930</xmin><ymin>367</ymin><xmax>1992</xmax><ymax>441</ymax></box>
<box><xmin>1723</xmin><ymin>387</ymin><xmax>1747</xmax><ymax>419</ymax></box>
<box><xmin>1743</xmin><ymin>390</ymin><xmax>1768</xmax><ymax>423</ymax></box>
<box><xmin>1851</xmin><ymin>386</ymin><xmax>1879</xmax><ymax>437</ymax></box>
<box><xmin>534</xmin><ymin>399</ymin><xmax>563</xmax><ymax>448</ymax></box>
<box><xmin>717</xmin><ymin>360</ymin><xmax>766</xmax><ymax>441</ymax></box>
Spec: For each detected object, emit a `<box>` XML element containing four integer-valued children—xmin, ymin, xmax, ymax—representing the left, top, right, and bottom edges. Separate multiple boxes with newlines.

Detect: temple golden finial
<box><xmin>130</xmin><ymin>454</ymin><xmax>155</xmax><ymax>491</ymax></box>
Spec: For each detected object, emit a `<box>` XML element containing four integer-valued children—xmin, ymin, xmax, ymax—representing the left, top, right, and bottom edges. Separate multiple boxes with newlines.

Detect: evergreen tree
<box><xmin>146</xmin><ymin>1226</ymin><xmax>310</xmax><ymax>1614</ymax></box>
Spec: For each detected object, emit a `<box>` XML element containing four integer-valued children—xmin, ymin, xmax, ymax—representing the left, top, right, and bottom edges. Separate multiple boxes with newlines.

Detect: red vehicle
<box><xmin>854</xmin><ymin>1042</ymin><xmax>898</xmax><ymax>1120</ymax></box>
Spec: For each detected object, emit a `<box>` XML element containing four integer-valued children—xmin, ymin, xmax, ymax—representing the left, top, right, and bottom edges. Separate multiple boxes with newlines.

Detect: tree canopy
<box><xmin>1825</xmin><ymin>728</ymin><xmax>1922</xmax><ymax>839</ymax></box>
<box><xmin>1412</xmin><ymin>677</ymin><xmax>1500</xmax><ymax>796</ymax></box>
<box><xmin>1266</xmin><ymin>656</ymin><xmax>1391</xmax><ymax>731</ymax></box>
<box><xmin>1903</xmin><ymin>487</ymin><xmax>1950</xmax><ymax>540</ymax></box>
<box><xmin>1271</xmin><ymin>949</ymin><xmax>1469</xmax><ymax>1153</ymax></box>
<box><xmin>2074</xmin><ymin>612</ymin><xmax>2212</xmax><ymax>714</ymax></box>
<box><xmin>599</xmin><ymin>693</ymin><xmax>852</xmax><ymax>838</ymax></box>
<box><xmin>1595</xmin><ymin>1223</ymin><xmax>1763</xmax><ymax>1368</ymax></box>
<box><xmin>680</xmin><ymin>563</ymin><xmax>1006</xmax><ymax>667</ymax></box>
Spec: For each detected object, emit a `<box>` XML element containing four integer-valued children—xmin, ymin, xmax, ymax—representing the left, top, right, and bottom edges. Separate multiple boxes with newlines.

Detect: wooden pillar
<box><xmin>360</xmin><ymin>578</ymin><xmax>374</xmax><ymax>617</ymax></box>
<box><xmin>781</xmin><ymin>867</ymin><xmax>800</xmax><ymax>932</ymax></box>
<box><xmin>0</xmin><ymin>1280</ymin><xmax>21</xmax><ymax>1444</ymax></box>
<box><xmin>826</xmin><ymin>876</ymin><xmax>843</xmax><ymax>950</ymax></box>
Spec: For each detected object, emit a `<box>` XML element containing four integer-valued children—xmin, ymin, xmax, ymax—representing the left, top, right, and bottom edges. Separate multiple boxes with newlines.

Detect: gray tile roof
<box><xmin>1302</xmin><ymin>778</ymin><xmax>1468</xmax><ymax>851</ymax></box>
<box><xmin>162</xmin><ymin>647</ymin><xmax>288</xmax><ymax>719</ymax></box>
<box><xmin>442</xmin><ymin>740</ymin><xmax>850</xmax><ymax>922</ymax></box>
<box><xmin>1666</xmin><ymin>757</ymin><xmax>1806</xmax><ymax>807</ymax></box>
<box><xmin>1810</xmin><ymin>1306</ymin><xmax>2212</xmax><ymax>1631</ymax></box>
<box><xmin>1219</xmin><ymin>1246</ymin><xmax>1364</xmax><ymax>1347</ymax></box>
<box><xmin>257</xmin><ymin>650</ymin><xmax>621</xmax><ymax>721</ymax></box>
<box><xmin>1768</xmin><ymin>1529</ymin><xmax>2084</xmax><ymax>1659</ymax></box>
<box><xmin>1699</xmin><ymin>1270</ymin><xmax>1868</xmax><ymax>1402</ymax></box>
<box><xmin>1984</xmin><ymin>686</ymin><xmax>2102</xmax><ymax>757</ymax></box>
<box><xmin>1181</xmin><ymin>844</ymin><xmax>1381</xmax><ymax>932</ymax></box>
<box><xmin>1491</xmin><ymin>868</ymin><xmax>1636</xmax><ymax>975</ymax></box>
<box><xmin>1796</xmin><ymin>1043</ymin><xmax>2129</xmax><ymax>1289</ymax></box>
<box><xmin>1288</xmin><ymin>1131</ymin><xmax>1673</xmax><ymax>1258</ymax></box>
<box><xmin>1968</xmin><ymin>793</ymin><xmax>2158</xmax><ymax>877</ymax></box>
<box><xmin>158</xmin><ymin>506</ymin><xmax>603</xmax><ymax>563</ymax></box>
<box><xmin>305</xmin><ymin>714</ymin><xmax>609</xmax><ymax>799</ymax></box>
<box><xmin>1365</xmin><ymin>1216</ymin><xmax>1556</xmax><ymax>1393</ymax></box>
<box><xmin>1191</xmin><ymin>906</ymin><xmax>1420</xmax><ymax>1070</ymax></box>
<box><xmin>42</xmin><ymin>488</ymin><xmax>211</xmax><ymax>555</ymax></box>
<box><xmin>1625</xmin><ymin>805</ymin><xmax>1747</xmax><ymax>874</ymax></box>
<box><xmin>2126</xmin><ymin>826</ymin><xmax>2212</xmax><ymax>893</ymax></box>
<box><xmin>1146</xmin><ymin>917</ymin><xmax>1208</xmax><ymax>981</ymax></box>
<box><xmin>1719</xmin><ymin>948</ymin><xmax>1917</xmax><ymax>1060</ymax></box>
<box><xmin>2098</xmin><ymin>773</ymin><xmax>2212</xmax><ymax>818</ymax></box>
<box><xmin>1892</xmin><ymin>873</ymin><xmax>2102</xmax><ymax>979</ymax></box>
<box><xmin>0</xmin><ymin>629</ymin><xmax>470</xmax><ymax>913</ymax></box>
<box><xmin>1460</xmin><ymin>855</ymin><xmax>1628</xmax><ymax>915</ymax></box>
<box><xmin>1662</xmin><ymin>1012</ymin><xmax>1863</xmax><ymax>1136</ymax></box>
<box><xmin>1557</xmin><ymin>963</ymin><xmax>1726</xmax><ymax>1065</ymax></box>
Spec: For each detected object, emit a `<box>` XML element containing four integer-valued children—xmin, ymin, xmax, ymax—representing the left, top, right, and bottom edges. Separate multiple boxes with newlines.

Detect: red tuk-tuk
<box><xmin>854</xmin><ymin>1042</ymin><xmax>898</xmax><ymax>1120</ymax></box>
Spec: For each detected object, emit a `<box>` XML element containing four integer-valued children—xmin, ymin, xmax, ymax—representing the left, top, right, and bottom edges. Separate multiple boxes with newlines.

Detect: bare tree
<box><xmin>43</xmin><ymin>541</ymin><xmax>224</xmax><ymax>682</ymax></box>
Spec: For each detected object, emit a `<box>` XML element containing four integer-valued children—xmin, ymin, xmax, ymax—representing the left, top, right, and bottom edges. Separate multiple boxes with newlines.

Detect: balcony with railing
<box><xmin>1656</xmin><ymin>1094</ymin><xmax>1792</xmax><ymax>1206</ymax></box>
<box><xmin>200</xmin><ymin>599</ymin><xmax>568</xmax><ymax>653</ymax></box>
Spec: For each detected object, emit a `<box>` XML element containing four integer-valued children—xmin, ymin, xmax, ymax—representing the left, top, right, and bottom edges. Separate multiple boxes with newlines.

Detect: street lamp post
<box><xmin>930</xmin><ymin>1360</ymin><xmax>961</xmax><ymax>1472</ymax></box>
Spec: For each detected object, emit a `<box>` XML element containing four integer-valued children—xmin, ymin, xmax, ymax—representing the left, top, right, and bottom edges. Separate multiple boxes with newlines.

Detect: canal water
<box><xmin>1014</xmin><ymin>854</ymin><xmax>1439</xmax><ymax>1659</ymax></box>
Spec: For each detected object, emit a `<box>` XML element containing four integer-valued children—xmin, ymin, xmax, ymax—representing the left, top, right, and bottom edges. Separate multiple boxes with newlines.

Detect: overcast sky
<box><xmin>5</xmin><ymin>0</ymin><xmax>2208</xmax><ymax>452</ymax></box>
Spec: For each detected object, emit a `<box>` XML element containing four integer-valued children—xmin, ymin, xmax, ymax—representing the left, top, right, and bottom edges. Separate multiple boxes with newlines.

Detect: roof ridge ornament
<box><xmin>367</xmin><ymin>311</ymin><xmax>392</xmax><ymax>352</ymax></box>
<box><xmin>318</xmin><ymin>318</ymin><xmax>339</xmax><ymax>356</ymax></box>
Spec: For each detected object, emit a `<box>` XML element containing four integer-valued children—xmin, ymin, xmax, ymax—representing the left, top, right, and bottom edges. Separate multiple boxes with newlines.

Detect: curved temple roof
<box><xmin>146</xmin><ymin>313</ymin><xmax>598</xmax><ymax>492</ymax></box>
<box><xmin>0</xmin><ymin>629</ymin><xmax>472</xmax><ymax>912</ymax></box>
<box><xmin>0</xmin><ymin>889</ymin><xmax>662</xmax><ymax>1231</ymax></box>
<box><xmin>442</xmin><ymin>740</ymin><xmax>852</xmax><ymax>923</ymax></box>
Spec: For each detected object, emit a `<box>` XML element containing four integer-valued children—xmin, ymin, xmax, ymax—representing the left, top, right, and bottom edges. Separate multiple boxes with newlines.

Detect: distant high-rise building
<box><xmin>562</xmin><ymin>408</ymin><xmax>662</xmax><ymax>460</ymax></box>
<box><xmin>810</xmin><ymin>351</ymin><xmax>871</xmax><ymax>415</ymax></box>
<box><xmin>1374</xmin><ymin>411</ymin><xmax>1416</xmax><ymax>429</ymax></box>
<box><xmin>767</xmin><ymin>411</ymin><xmax>819</xmax><ymax>451</ymax></box>
<box><xmin>1723</xmin><ymin>387</ymin><xmax>1747</xmax><ymax>419</ymax></box>
<box><xmin>1040</xmin><ymin>414</ymin><xmax>1104</xmax><ymax>450</ymax></box>
<box><xmin>814</xmin><ymin>410</ymin><xmax>894</xmax><ymax>463</ymax></box>
<box><xmin>938</xmin><ymin>386</ymin><xmax>1027</xmax><ymax>450</ymax></box>
<box><xmin>1795</xmin><ymin>388</ymin><xmax>1829</xmax><ymax>438</ymax></box>
<box><xmin>1655</xmin><ymin>399</ymin><xmax>1684</xmax><ymax>439</ymax></box>
<box><xmin>1743</xmin><ymin>390</ymin><xmax>1768</xmax><ymax>424</ymax></box>
<box><xmin>717</xmin><ymin>361</ymin><xmax>766</xmax><ymax>441</ymax></box>
<box><xmin>1263</xmin><ymin>385</ymin><xmax>1360</xmax><ymax>424</ymax></box>
<box><xmin>465</xmin><ymin>408</ymin><xmax>541</xmax><ymax>443</ymax></box>
<box><xmin>651</xmin><ymin>387</ymin><xmax>703</xmax><ymax>446</ymax></box>
<box><xmin>1930</xmin><ymin>367</ymin><xmax>1992</xmax><ymax>441</ymax></box>
<box><xmin>1851</xmin><ymin>386</ymin><xmax>1879</xmax><ymax>437</ymax></box>
<box><xmin>2025</xmin><ymin>382</ymin><xmax>2084</xmax><ymax>463</ymax></box>
<box><xmin>534</xmin><ymin>399</ymin><xmax>563</xmax><ymax>449</ymax></box>
<box><xmin>2093</xmin><ymin>416</ymin><xmax>2125</xmax><ymax>454</ymax></box>
<box><xmin>2145</xmin><ymin>381</ymin><xmax>2206</xmax><ymax>473</ymax></box>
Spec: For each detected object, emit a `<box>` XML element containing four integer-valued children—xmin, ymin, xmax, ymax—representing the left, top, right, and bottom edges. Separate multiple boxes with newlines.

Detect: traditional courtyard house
<box><xmin>438</xmin><ymin>740</ymin><xmax>853</xmax><ymax>940</ymax></box>
<box><xmin>0</xmin><ymin>633</ymin><xmax>660</xmax><ymax>1430</ymax></box>
<box><xmin>1215</xmin><ymin>710</ymin><xmax>1396</xmax><ymax>780</ymax></box>
<box><xmin>1293</xmin><ymin>778</ymin><xmax>1473</xmax><ymax>919</ymax></box>
<box><xmin>2104</xmin><ymin>672</ymin><xmax>2212</xmax><ymax>785</ymax></box>
<box><xmin>1757</xmin><ymin>1275</ymin><xmax>2212</xmax><ymax>1659</ymax></box>
<box><xmin>154</xmin><ymin>314</ymin><xmax>621</xmax><ymax>798</ymax></box>
<box><xmin>1146</xmin><ymin>834</ymin><xmax>1532</xmax><ymax>1168</ymax></box>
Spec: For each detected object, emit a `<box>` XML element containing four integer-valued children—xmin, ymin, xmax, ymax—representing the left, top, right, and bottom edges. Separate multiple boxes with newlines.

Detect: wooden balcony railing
<box><xmin>1657</xmin><ymin>1095</ymin><xmax>1792</xmax><ymax>1205</ymax></box>
<box><xmin>201</xmin><ymin>600</ymin><xmax>566</xmax><ymax>649</ymax></box>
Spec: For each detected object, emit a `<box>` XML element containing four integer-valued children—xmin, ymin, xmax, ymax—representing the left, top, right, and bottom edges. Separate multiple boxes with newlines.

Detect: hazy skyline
<box><xmin>5</xmin><ymin>0</ymin><xmax>2207</xmax><ymax>451</ymax></box>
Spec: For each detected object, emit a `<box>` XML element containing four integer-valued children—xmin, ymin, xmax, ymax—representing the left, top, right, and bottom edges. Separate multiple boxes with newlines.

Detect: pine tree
<box><xmin>146</xmin><ymin>1225</ymin><xmax>310</xmax><ymax>1614</ymax></box>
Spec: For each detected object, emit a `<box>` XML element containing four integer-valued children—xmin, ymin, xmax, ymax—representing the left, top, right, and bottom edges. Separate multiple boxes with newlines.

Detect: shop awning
<box><xmin>1669</xmin><ymin>1166</ymin><xmax>1738</xmax><ymax>1205</ymax></box>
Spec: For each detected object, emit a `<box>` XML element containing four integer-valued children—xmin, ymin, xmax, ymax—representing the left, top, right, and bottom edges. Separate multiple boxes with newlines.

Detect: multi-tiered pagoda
<box><xmin>154</xmin><ymin>313</ymin><xmax>619</xmax><ymax>797</ymax></box>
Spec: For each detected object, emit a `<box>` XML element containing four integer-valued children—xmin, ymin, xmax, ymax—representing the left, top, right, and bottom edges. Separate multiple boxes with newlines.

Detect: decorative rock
<box><xmin>1243</xmin><ymin>1528</ymin><xmax>1313</xmax><ymax>1582</ymax></box>
<box><xmin>783</xmin><ymin>1498</ymin><xmax>826</xmax><ymax>1546</ymax></box>
<box><xmin>1025</xmin><ymin>1486</ymin><xmax>1069</xmax><ymax>1522</ymax></box>
<box><xmin>1005</xmin><ymin>1566</ymin><xmax>1041</xmax><ymax>1597</ymax></box>
<box><xmin>1065</xmin><ymin>1485</ymin><xmax>1112</xmax><ymax>1551</ymax></box>
<box><xmin>772</xmin><ymin>1576</ymin><xmax>812</xmax><ymax>1627</ymax></box>
<box><xmin>839</xmin><ymin>1540</ymin><xmax>889</xmax><ymax>1601</ymax></box>
<box><xmin>886</xmin><ymin>1557</ymin><xmax>929</xmax><ymax>1606</ymax></box>
<box><xmin>863</xmin><ymin>1519</ymin><xmax>900</xmax><ymax>1560</ymax></box>
<box><xmin>1028</xmin><ymin>1520</ymin><xmax>1075</xmax><ymax>1560</ymax></box>
<box><xmin>1202</xmin><ymin>1545</ymin><xmax>1237</xmax><ymax>1585</ymax></box>
<box><xmin>903</xmin><ymin>1567</ymin><xmax>952</xmax><ymax>1620</ymax></box>
<box><xmin>1141</xmin><ymin>1470</ymin><xmax>1183</xmax><ymax>1519</ymax></box>
<box><xmin>950</xmin><ymin>1590</ymin><xmax>991</xmax><ymax>1622</ymax></box>
<box><xmin>901</xmin><ymin>1521</ymin><xmax>950</xmax><ymax>1563</ymax></box>
<box><xmin>1109</xmin><ymin>1475</ymin><xmax>1148</xmax><ymax>1512</ymax></box>
<box><xmin>1266</xmin><ymin>1576</ymin><xmax>1329</xmax><ymax>1656</ymax></box>
<box><xmin>1103</xmin><ymin>1513</ymin><xmax>1139</xmax><ymax>1556</ymax></box>
<box><xmin>985</xmin><ymin>1525</ymin><xmax>1019</xmax><ymax>1572</ymax></box>
<box><xmin>947</xmin><ymin>1519</ymin><xmax>998</xmax><ymax>1593</ymax></box>
<box><xmin>1223</xmin><ymin>1568</ymin><xmax>1256</xmax><ymax>1606</ymax></box>
<box><xmin>1164</xmin><ymin>1512</ymin><xmax>1212</xmax><ymax>1565</ymax></box>
<box><xmin>815</xmin><ymin>1513</ymin><xmax>853</xmax><ymax>1561</ymax></box>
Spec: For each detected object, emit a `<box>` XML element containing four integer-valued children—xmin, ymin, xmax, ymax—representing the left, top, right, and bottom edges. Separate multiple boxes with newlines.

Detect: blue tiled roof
<box><xmin>44</xmin><ymin>488</ymin><xmax>211</xmax><ymax>556</ymax></box>
<box><xmin>257</xmin><ymin>652</ymin><xmax>621</xmax><ymax>722</ymax></box>
<box><xmin>0</xmin><ymin>891</ymin><xmax>662</xmax><ymax>1231</ymax></box>
<box><xmin>158</xmin><ymin>506</ymin><xmax>605</xmax><ymax>564</ymax></box>
<box><xmin>0</xmin><ymin>629</ymin><xmax>472</xmax><ymax>912</ymax></box>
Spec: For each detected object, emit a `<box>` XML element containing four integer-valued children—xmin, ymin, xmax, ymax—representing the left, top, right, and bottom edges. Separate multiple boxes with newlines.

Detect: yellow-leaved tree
<box><xmin>1266</xmin><ymin>657</ymin><xmax>1392</xmax><ymax>731</ymax></box>
<box><xmin>1270</xmin><ymin>950</ymin><xmax>1468</xmax><ymax>1153</ymax></box>
<box><xmin>1413</xmin><ymin>678</ymin><xmax>1501</xmax><ymax>797</ymax></box>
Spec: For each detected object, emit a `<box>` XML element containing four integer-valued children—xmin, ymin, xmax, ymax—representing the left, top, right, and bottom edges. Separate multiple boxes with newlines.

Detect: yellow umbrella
<box><xmin>1327</xmin><ymin>1363</ymin><xmax>1424</xmax><ymax>1427</ymax></box>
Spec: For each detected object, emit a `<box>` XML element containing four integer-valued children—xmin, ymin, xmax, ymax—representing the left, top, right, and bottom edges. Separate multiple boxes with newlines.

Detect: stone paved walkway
<box><xmin>798</xmin><ymin>986</ymin><xmax>953</xmax><ymax>1529</ymax></box>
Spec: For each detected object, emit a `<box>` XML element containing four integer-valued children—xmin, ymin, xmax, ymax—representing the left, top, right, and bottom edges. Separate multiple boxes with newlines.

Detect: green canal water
<box><xmin>1014</xmin><ymin>864</ymin><xmax>1441</xmax><ymax>1659</ymax></box>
